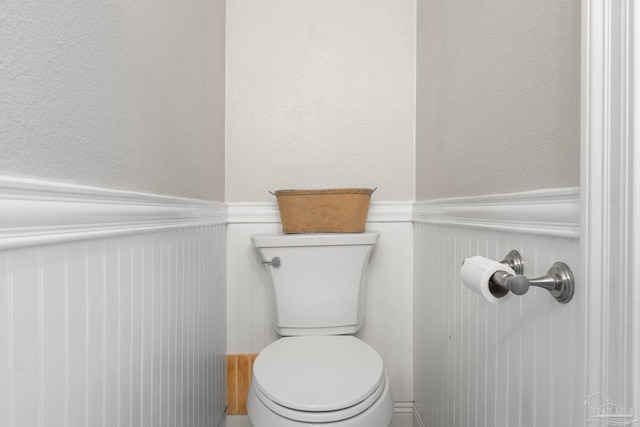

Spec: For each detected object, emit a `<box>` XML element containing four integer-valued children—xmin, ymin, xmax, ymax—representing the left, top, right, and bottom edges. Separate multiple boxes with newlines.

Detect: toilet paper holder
<box><xmin>481</xmin><ymin>250</ymin><xmax>574</xmax><ymax>304</ymax></box>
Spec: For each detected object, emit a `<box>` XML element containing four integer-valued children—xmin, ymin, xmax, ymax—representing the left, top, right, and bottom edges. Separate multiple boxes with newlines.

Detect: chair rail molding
<box><xmin>413</xmin><ymin>187</ymin><xmax>580</xmax><ymax>238</ymax></box>
<box><xmin>0</xmin><ymin>176</ymin><xmax>227</xmax><ymax>250</ymax></box>
<box><xmin>582</xmin><ymin>0</ymin><xmax>639</xmax><ymax>415</ymax></box>
<box><xmin>227</xmin><ymin>201</ymin><xmax>414</xmax><ymax>224</ymax></box>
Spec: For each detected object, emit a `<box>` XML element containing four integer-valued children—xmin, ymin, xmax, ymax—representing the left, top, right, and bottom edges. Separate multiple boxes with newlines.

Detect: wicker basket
<box><xmin>273</xmin><ymin>188</ymin><xmax>375</xmax><ymax>233</ymax></box>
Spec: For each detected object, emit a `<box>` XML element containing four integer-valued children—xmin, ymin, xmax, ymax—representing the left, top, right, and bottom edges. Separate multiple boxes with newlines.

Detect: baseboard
<box><xmin>393</xmin><ymin>401</ymin><xmax>414</xmax><ymax>415</ymax></box>
<box><xmin>218</xmin><ymin>409</ymin><xmax>227</xmax><ymax>427</ymax></box>
<box><xmin>412</xmin><ymin>404</ymin><xmax>427</xmax><ymax>427</ymax></box>
<box><xmin>226</xmin><ymin>402</ymin><xmax>425</xmax><ymax>427</ymax></box>
<box><xmin>0</xmin><ymin>176</ymin><xmax>227</xmax><ymax>249</ymax></box>
<box><xmin>393</xmin><ymin>402</ymin><xmax>426</xmax><ymax>427</ymax></box>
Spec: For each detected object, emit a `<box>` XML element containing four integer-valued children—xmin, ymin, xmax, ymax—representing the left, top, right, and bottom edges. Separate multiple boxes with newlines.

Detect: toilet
<box><xmin>248</xmin><ymin>231</ymin><xmax>393</xmax><ymax>427</ymax></box>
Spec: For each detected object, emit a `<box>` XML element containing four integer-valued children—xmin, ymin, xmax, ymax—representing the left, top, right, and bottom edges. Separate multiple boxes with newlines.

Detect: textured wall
<box><xmin>226</xmin><ymin>0</ymin><xmax>416</xmax><ymax>202</ymax></box>
<box><xmin>0</xmin><ymin>0</ymin><xmax>225</xmax><ymax>201</ymax></box>
<box><xmin>416</xmin><ymin>0</ymin><xmax>580</xmax><ymax>199</ymax></box>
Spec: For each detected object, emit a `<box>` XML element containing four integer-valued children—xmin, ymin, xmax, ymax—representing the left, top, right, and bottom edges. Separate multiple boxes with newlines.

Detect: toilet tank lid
<box><xmin>251</xmin><ymin>231</ymin><xmax>379</xmax><ymax>248</ymax></box>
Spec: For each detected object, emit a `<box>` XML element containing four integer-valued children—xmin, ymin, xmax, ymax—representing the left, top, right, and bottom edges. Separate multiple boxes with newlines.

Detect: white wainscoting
<box><xmin>227</xmin><ymin>202</ymin><xmax>415</xmax><ymax>402</ymax></box>
<box><xmin>0</xmin><ymin>177</ymin><xmax>227</xmax><ymax>427</ymax></box>
<box><xmin>413</xmin><ymin>188</ymin><xmax>584</xmax><ymax>427</ymax></box>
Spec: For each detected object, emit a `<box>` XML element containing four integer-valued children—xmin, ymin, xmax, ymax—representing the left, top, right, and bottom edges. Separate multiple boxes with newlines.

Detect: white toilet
<box><xmin>248</xmin><ymin>231</ymin><xmax>393</xmax><ymax>427</ymax></box>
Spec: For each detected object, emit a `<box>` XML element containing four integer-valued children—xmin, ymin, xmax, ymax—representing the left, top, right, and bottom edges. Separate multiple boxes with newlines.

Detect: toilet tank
<box><xmin>251</xmin><ymin>231</ymin><xmax>379</xmax><ymax>336</ymax></box>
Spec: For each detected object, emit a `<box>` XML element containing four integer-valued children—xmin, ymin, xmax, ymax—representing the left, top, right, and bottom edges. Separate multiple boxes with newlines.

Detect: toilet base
<box><xmin>247</xmin><ymin>375</ymin><xmax>393</xmax><ymax>427</ymax></box>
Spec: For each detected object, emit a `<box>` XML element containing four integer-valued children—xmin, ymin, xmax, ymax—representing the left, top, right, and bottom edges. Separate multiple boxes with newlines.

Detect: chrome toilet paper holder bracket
<box><xmin>490</xmin><ymin>250</ymin><xmax>574</xmax><ymax>303</ymax></box>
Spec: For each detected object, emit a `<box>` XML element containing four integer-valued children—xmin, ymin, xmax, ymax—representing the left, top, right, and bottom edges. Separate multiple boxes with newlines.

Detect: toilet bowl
<box><xmin>247</xmin><ymin>336</ymin><xmax>393</xmax><ymax>427</ymax></box>
<box><xmin>249</xmin><ymin>232</ymin><xmax>393</xmax><ymax>427</ymax></box>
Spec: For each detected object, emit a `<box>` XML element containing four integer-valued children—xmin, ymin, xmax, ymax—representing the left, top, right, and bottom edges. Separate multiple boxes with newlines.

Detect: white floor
<box><xmin>226</xmin><ymin>412</ymin><xmax>415</xmax><ymax>427</ymax></box>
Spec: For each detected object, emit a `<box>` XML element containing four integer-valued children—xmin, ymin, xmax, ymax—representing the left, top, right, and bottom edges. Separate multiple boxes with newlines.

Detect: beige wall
<box><xmin>416</xmin><ymin>0</ymin><xmax>580</xmax><ymax>199</ymax></box>
<box><xmin>0</xmin><ymin>0</ymin><xmax>225</xmax><ymax>201</ymax></box>
<box><xmin>226</xmin><ymin>0</ymin><xmax>416</xmax><ymax>202</ymax></box>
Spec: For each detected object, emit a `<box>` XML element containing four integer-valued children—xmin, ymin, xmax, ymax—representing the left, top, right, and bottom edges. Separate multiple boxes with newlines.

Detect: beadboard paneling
<box><xmin>0</xmin><ymin>225</ymin><xmax>226</xmax><ymax>427</ymax></box>
<box><xmin>414</xmin><ymin>222</ymin><xmax>583</xmax><ymax>427</ymax></box>
<box><xmin>226</xmin><ymin>217</ymin><xmax>414</xmax><ymax>402</ymax></box>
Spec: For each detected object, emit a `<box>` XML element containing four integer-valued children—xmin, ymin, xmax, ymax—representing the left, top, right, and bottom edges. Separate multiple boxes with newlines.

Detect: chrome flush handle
<box><xmin>262</xmin><ymin>257</ymin><xmax>282</xmax><ymax>268</ymax></box>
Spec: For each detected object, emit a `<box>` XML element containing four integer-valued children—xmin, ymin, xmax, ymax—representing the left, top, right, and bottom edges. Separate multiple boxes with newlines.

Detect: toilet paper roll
<box><xmin>460</xmin><ymin>256</ymin><xmax>516</xmax><ymax>304</ymax></box>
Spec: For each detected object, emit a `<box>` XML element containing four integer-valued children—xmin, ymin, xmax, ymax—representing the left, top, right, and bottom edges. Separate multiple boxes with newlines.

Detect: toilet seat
<box><xmin>251</xmin><ymin>336</ymin><xmax>385</xmax><ymax>422</ymax></box>
<box><xmin>252</xmin><ymin>373</ymin><xmax>388</xmax><ymax>423</ymax></box>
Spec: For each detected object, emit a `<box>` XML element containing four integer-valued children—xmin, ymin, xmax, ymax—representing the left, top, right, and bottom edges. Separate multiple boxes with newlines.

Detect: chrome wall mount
<box><xmin>490</xmin><ymin>250</ymin><xmax>574</xmax><ymax>303</ymax></box>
